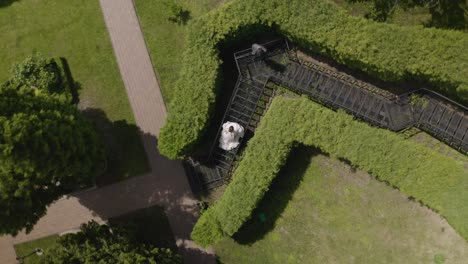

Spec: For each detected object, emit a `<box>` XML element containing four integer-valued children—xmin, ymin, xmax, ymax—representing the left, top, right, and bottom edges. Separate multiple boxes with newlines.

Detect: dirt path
<box><xmin>0</xmin><ymin>0</ymin><xmax>214</xmax><ymax>263</ymax></box>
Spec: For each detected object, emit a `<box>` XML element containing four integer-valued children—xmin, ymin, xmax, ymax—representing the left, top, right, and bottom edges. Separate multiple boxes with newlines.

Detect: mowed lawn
<box><xmin>0</xmin><ymin>0</ymin><xmax>149</xmax><ymax>184</ymax></box>
<box><xmin>14</xmin><ymin>235</ymin><xmax>59</xmax><ymax>264</ymax></box>
<box><xmin>134</xmin><ymin>0</ymin><xmax>228</xmax><ymax>103</ymax></box>
<box><xmin>215</xmin><ymin>147</ymin><xmax>468</xmax><ymax>264</ymax></box>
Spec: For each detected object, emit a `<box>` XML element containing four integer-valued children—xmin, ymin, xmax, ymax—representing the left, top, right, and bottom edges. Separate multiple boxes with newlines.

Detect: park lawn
<box><xmin>14</xmin><ymin>235</ymin><xmax>59</xmax><ymax>264</ymax></box>
<box><xmin>0</xmin><ymin>0</ymin><xmax>149</xmax><ymax>184</ymax></box>
<box><xmin>215</xmin><ymin>147</ymin><xmax>468</xmax><ymax>264</ymax></box>
<box><xmin>134</xmin><ymin>0</ymin><xmax>229</xmax><ymax>103</ymax></box>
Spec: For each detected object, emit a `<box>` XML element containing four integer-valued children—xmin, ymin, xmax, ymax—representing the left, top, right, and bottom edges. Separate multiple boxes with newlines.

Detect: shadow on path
<box><xmin>81</xmin><ymin>108</ymin><xmax>150</xmax><ymax>186</ymax></box>
<box><xmin>73</xmin><ymin>130</ymin><xmax>215</xmax><ymax>263</ymax></box>
<box><xmin>109</xmin><ymin>205</ymin><xmax>178</xmax><ymax>250</ymax></box>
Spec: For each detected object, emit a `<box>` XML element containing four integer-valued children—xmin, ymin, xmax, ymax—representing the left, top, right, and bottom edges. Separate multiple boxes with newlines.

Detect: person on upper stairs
<box><xmin>252</xmin><ymin>43</ymin><xmax>267</xmax><ymax>57</ymax></box>
<box><xmin>219</xmin><ymin>121</ymin><xmax>245</xmax><ymax>151</ymax></box>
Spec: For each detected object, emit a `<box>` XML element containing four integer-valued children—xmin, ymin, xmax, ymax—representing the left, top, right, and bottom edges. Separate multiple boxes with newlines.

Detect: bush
<box><xmin>8</xmin><ymin>54</ymin><xmax>75</xmax><ymax>102</ymax></box>
<box><xmin>9</xmin><ymin>53</ymin><xmax>60</xmax><ymax>93</ymax></box>
<box><xmin>191</xmin><ymin>96</ymin><xmax>468</xmax><ymax>247</ymax></box>
<box><xmin>158</xmin><ymin>0</ymin><xmax>468</xmax><ymax>159</ymax></box>
<box><xmin>39</xmin><ymin>221</ymin><xmax>182</xmax><ymax>264</ymax></box>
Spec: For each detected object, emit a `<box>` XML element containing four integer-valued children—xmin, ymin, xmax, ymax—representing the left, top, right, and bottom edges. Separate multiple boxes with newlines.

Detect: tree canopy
<box><xmin>0</xmin><ymin>56</ymin><xmax>105</xmax><ymax>235</ymax></box>
<box><xmin>8</xmin><ymin>53</ymin><xmax>61</xmax><ymax>94</ymax></box>
<box><xmin>39</xmin><ymin>221</ymin><xmax>182</xmax><ymax>264</ymax></box>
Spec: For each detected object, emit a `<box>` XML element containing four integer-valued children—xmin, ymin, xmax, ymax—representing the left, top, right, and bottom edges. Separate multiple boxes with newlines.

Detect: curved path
<box><xmin>0</xmin><ymin>0</ymin><xmax>214</xmax><ymax>263</ymax></box>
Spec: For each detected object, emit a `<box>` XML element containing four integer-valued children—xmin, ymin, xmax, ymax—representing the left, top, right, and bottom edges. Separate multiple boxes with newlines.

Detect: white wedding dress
<box><xmin>219</xmin><ymin>121</ymin><xmax>245</xmax><ymax>151</ymax></box>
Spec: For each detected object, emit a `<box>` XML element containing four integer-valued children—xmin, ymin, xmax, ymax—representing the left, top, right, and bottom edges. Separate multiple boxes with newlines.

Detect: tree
<box><xmin>39</xmin><ymin>221</ymin><xmax>182</xmax><ymax>264</ymax></box>
<box><xmin>8</xmin><ymin>53</ymin><xmax>61</xmax><ymax>94</ymax></box>
<box><xmin>0</xmin><ymin>85</ymin><xmax>106</xmax><ymax>235</ymax></box>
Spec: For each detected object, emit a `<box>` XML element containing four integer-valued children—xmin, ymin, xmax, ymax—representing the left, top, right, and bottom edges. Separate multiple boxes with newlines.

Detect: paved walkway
<box><xmin>0</xmin><ymin>0</ymin><xmax>214</xmax><ymax>263</ymax></box>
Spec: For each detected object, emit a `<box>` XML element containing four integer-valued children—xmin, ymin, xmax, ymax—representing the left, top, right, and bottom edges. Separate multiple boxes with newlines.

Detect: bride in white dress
<box><xmin>219</xmin><ymin>121</ymin><xmax>245</xmax><ymax>151</ymax></box>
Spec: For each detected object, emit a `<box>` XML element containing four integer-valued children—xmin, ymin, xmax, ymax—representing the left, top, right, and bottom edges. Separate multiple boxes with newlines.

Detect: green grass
<box><xmin>134</xmin><ymin>0</ymin><xmax>227</xmax><ymax>103</ymax></box>
<box><xmin>215</xmin><ymin>147</ymin><xmax>468</xmax><ymax>263</ymax></box>
<box><xmin>14</xmin><ymin>235</ymin><xmax>59</xmax><ymax>264</ymax></box>
<box><xmin>0</xmin><ymin>0</ymin><xmax>149</xmax><ymax>184</ymax></box>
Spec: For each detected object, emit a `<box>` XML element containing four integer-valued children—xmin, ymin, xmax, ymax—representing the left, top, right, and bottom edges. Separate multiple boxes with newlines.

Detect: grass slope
<box><xmin>0</xmin><ymin>0</ymin><xmax>149</xmax><ymax>184</ymax></box>
<box><xmin>215</xmin><ymin>147</ymin><xmax>468</xmax><ymax>263</ymax></box>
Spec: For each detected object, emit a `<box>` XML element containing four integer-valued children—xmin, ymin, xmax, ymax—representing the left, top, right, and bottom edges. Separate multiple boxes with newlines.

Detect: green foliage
<box><xmin>7</xmin><ymin>54</ymin><xmax>76</xmax><ymax>103</ymax></box>
<box><xmin>192</xmin><ymin>96</ymin><xmax>468</xmax><ymax>247</ymax></box>
<box><xmin>9</xmin><ymin>54</ymin><xmax>60</xmax><ymax>94</ymax></box>
<box><xmin>191</xmin><ymin>207</ymin><xmax>225</xmax><ymax>247</ymax></box>
<box><xmin>409</xmin><ymin>94</ymin><xmax>429</xmax><ymax>107</ymax></box>
<box><xmin>158</xmin><ymin>0</ymin><xmax>468</xmax><ymax>159</ymax></box>
<box><xmin>39</xmin><ymin>221</ymin><xmax>182</xmax><ymax>264</ymax></box>
<box><xmin>0</xmin><ymin>72</ymin><xmax>105</xmax><ymax>234</ymax></box>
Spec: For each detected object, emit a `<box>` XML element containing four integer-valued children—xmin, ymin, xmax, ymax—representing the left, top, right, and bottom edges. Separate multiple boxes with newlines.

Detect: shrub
<box><xmin>39</xmin><ymin>221</ymin><xmax>182</xmax><ymax>264</ymax></box>
<box><xmin>9</xmin><ymin>53</ymin><xmax>60</xmax><ymax>93</ymax></box>
<box><xmin>8</xmin><ymin>54</ymin><xmax>75</xmax><ymax>102</ymax></box>
<box><xmin>191</xmin><ymin>96</ymin><xmax>468</xmax><ymax>247</ymax></box>
<box><xmin>158</xmin><ymin>0</ymin><xmax>468</xmax><ymax>159</ymax></box>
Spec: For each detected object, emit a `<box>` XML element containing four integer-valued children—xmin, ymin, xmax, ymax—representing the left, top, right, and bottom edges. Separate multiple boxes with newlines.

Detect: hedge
<box><xmin>157</xmin><ymin>0</ymin><xmax>468</xmax><ymax>159</ymax></box>
<box><xmin>191</xmin><ymin>96</ymin><xmax>468</xmax><ymax>247</ymax></box>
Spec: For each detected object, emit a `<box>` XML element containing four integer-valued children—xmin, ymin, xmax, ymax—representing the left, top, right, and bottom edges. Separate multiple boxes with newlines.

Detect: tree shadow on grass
<box><xmin>0</xmin><ymin>0</ymin><xmax>18</xmax><ymax>8</ymax></box>
<box><xmin>81</xmin><ymin>108</ymin><xmax>150</xmax><ymax>186</ymax></box>
<box><xmin>57</xmin><ymin>57</ymin><xmax>81</xmax><ymax>104</ymax></box>
<box><xmin>347</xmin><ymin>0</ymin><xmax>466</xmax><ymax>30</ymax></box>
<box><xmin>233</xmin><ymin>145</ymin><xmax>323</xmax><ymax>245</ymax></box>
<box><xmin>168</xmin><ymin>9</ymin><xmax>191</xmax><ymax>25</ymax></box>
<box><xmin>425</xmin><ymin>0</ymin><xmax>467</xmax><ymax>30</ymax></box>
